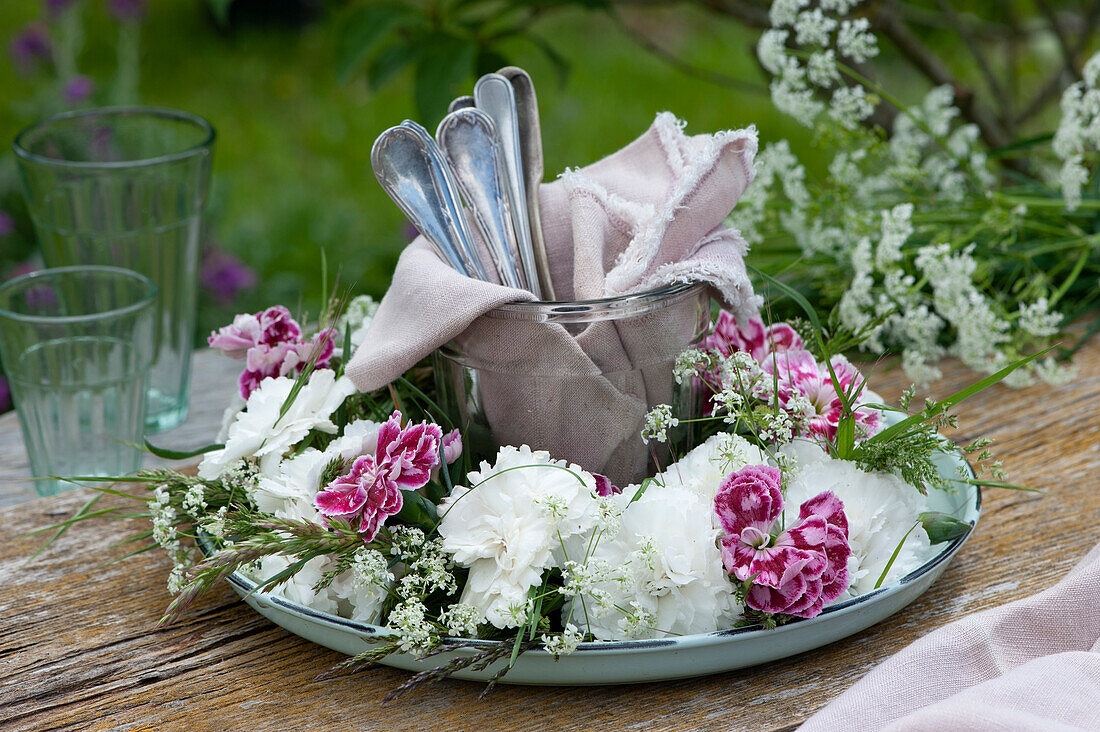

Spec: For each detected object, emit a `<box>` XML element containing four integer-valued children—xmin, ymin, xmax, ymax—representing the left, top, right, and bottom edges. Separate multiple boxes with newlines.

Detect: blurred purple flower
<box><xmin>9</xmin><ymin>23</ymin><xmax>51</xmax><ymax>76</ymax></box>
<box><xmin>63</xmin><ymin>75</ymin><xmax>95</xmax><ymax>105</ymax></box>
<box><xmin>108</xmin><ymin>0</ymin><xmax>148</xmax><ymax>21</ymax></box>
<box><xmin>44</xmin><ymin>0</ymin><xmax>78</xmax><ymax>15</ymax></box>
<box><xmin>0</xmin><ymin>377</ymin><xmax>10</xmax><ymax>414</ymax></box>
<box><xmin>6</xmin><ymin>261</ymin><xmax>39</xmax><ymax>280</ymax></box>
<box><xmin>0</xmin><ymin>212</ymin><xmax>14</xmax><ymax>238</ymax></box>
<box><xmin>402</xmin><ymin>222</ymin><xmax>420</xmax><ymax>240</ymax></box>
<box><xmin>201</xmin><ymin>249</ymin><xmax>257</xmax><ymax>305</ymax></box>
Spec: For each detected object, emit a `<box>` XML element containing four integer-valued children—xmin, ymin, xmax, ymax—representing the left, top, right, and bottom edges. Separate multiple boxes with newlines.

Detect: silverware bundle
<box><xmin>370</xmin><ymin>67</ymin><xmax>556</xmax><ymax>300</ymax></box>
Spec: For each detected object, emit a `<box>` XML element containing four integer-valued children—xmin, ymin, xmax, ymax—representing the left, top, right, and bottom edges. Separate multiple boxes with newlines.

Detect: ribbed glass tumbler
<box><xmin>0</xmin><ymin>266</ymin><xmax>157</xmax><ymax>496</ymax></box>
<box><xmin>435</xmin><ymin>283</ymin><xmax>711</xmax><ymax>487</ymax></box>
<box><xmin>14</xmin><ymin>107</ymin><xmax>215</xmax><ymax>432</ymax></box>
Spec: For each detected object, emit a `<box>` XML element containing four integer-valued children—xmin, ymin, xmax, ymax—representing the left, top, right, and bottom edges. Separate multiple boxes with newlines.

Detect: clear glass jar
<box><xmin>435</xmin><ymin>283</ymin><xmax>710</xmax><ymax>487</ymax></box>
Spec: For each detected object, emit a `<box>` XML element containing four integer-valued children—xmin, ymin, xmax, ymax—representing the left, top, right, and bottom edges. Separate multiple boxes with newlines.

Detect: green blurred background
<box><xmin>0</xmin><ymin>0</ymin><xmax>813</xmax><ymax>337</ymax></box>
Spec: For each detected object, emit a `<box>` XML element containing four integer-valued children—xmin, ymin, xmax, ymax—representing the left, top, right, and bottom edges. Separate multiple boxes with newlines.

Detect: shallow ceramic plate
<box><xmin>221</xmin><ymin>447</ymin><xmax>979</xmax><ymax>685</ymax></box>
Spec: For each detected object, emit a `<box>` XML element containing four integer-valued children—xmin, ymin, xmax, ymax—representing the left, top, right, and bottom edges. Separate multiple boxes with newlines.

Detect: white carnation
<box><xmin>563</xmin><ymin>482</ymin><xmax>740</xmax><ymax>640</ymax></box>
<box><xmin>437</xmin><ymin>445</ymin><xmax>600</xmax><ymax>629</ymax></box>
<box><xmin>198</xmin><ymin>369</ymin><xmax>356</xmax><ymax>480</ymax></box>
<box><xmin>659</xmin><ymin>432</ymin><xmax>768</xmax><ymax>507</ymax></box>
<box><xmin>779</xmin><ymin>440</ymin><xmax>933</xmax><ymax>599</ymax></box>
<box><xmin>250</xmin><ymin>417</ymin><xmax>383</xmax><ymax>523</ymax></box>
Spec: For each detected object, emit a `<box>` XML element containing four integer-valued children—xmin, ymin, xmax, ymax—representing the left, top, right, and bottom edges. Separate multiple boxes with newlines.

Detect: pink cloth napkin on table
<box><xmin>346</xmin><ymin>113</ymin><xmax>760</xmax><ymax>483</ymax></box>
<box><xmin>800</xmin><ymin>543</ymin><xmax>1100</xmax><ymax>731</ymax></box>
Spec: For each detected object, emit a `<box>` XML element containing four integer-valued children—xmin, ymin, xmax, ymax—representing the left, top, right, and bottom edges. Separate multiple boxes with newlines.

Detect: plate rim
<box><xmin>215</xmin><ymin>454</ymin><xmax>980</xmax><ymax>655</ymax></box>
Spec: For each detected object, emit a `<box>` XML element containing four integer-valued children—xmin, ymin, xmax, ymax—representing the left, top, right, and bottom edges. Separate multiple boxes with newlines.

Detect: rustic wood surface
<box><xmin>2</xmin><ymin>338</ymin><xmax>1099</xmax><ymax>732</ymax></box>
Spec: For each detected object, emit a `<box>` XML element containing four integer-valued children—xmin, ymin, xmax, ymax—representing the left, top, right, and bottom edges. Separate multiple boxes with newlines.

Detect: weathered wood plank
<box><xmin>1</xmin><ymin>341</ymin><xmax>1097</xmax><ymax>731</ymax></box>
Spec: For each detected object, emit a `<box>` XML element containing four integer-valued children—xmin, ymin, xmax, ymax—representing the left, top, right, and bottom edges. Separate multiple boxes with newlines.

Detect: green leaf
<box><xmin>395</xmin><ymin>489</ymin><xmax>439</xmax><ymax>528</ymax></box>
<box><xmin>919</xmin><ymin>511</ymin><xmax>972</xmax><ymax>544</ymax></box>
<box><xmin>414</xmin><ymin>34</ymin><xmax>477</xmax><ymax>128</ymax></box>
<box><xmin>337</xmin><ymin>3</ymin><xmax>415</xmax><ymax>83</ymax></box>
<box><xmin>860</xmin><ymin>346</ymin><xmax>1055</xmax><ymax>449</ymax></box>
<box><xmin>475</xmin><ymin>48</ymin><xmax>510</xmax><ymax>77</ymax></box>
<box><xmin>143</xmin><ymin>439</ymin><xmax>224</xmax><ymax>460</ymax></box>
<box><xmin>205</xmin><ymin>0</ymin><xmax>234</xmax><ymax>26</ymax></box>
<box><xmin>874</xmin><ymin>521</ymin><xmax>920</xmax><ymax>589</ymax></box>
<box><xmin>524</xmin><ymin>34</ymin><xmax>571</xmax><ymax>87</ymax></box>
<box><xmin>367</xmin><ymin>39</ymin><xmax>421</xmax><ymax>92</ymax></box>
<box><xmin>835</xmin><ymin>415</ymin><xmax>855</xmax><ymax>459</ymax></box>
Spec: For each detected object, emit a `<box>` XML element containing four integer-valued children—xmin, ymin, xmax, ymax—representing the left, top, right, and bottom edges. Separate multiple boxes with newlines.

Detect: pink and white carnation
<box><xmin>209</xmin><ymin>306</ymin><xmax>337</xmax><ymax>399</ymax></box>
<box><xmin>208</xmin><ymin>305</ymin><xmax>302</xmax><ymax>358</ymax></box>
<box><xmin>762</xmin><ymin>350</ymin><xmax>882</xmax><ymax>443</ymax></box>
<box><xmin>714</xmin><ymin>464</ymin><xmax>850</xmax><ymax>618</ymax></box>
<box><xmin>705</xmin><ymin>311</ymin><xmax>803</xmax><ymax>363</ymax></box>
<box><xmin>314</xmin><ymin>411</ymin><xmax>442</xmax><ymax>540</ymax></box>
<box><xmin>779</xmin><ymin>440</ymin><xmax>933</xmax><ymax>598</ymax></box>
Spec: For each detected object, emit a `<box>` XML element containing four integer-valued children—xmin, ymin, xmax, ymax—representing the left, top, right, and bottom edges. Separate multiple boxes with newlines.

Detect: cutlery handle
<box><xmin>437</xmin><ymin>108</ymin><xmax>528</xmax><ymax>291</ymax></box>
<box><xmin>371</xmin><ymin>121</ymin><xmax>489</xmax><ymax>281</ymax></box>
<box><xmin>474</xmin><ymin>73</ymin><xmax>544</xmax><ymax>300</ymax></box>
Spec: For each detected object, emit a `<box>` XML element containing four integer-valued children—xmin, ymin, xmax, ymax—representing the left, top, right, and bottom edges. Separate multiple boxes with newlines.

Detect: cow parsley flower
<box><xmin>757</xmin><ymin>29</ymin><xmax>791</xmax><ymax>77</ymax></box>
<box><xmin>1059</xmin><ymin>155</ymin><xmax>1089</xmax><ymax>212</ymax></box>
<box><xmin>821</xmin><ymin>0</ymin><xmax>862</xmax><ymax>11</ymax></box>
<box><xmin>837</xmin><ymin>18</ymin><xmax>878</xmax><ymax>62</ymax></box>
<box><xmin>389</xmin><ymin>599</ymin><xmax>436</xmax><ymax>655</ymax></box>
<box><xmin>330</xmin><ymin>550</ymin><xmax>391</xmax><ymax>623</ymax></box>
<box><xmin>794</xmin><ymin>8</ymin><xmax>836</xmax><ymax>46</ymax></box>
<box><xmin>829</xmin><ymin>86</ymin><xmax>875</xmax><ymax>129</ymax></box>
<box><xmin>771</xmin><ymin>74</ymin><xmax>824</xmax><ymax>126</ymax></box>
<box><xmin>641</xmin><ymin>404</ymin><xmax>678</xmax><ymax>444</ymax></box>
<box><xmin>769</xmin><ymin>0</ymin><xmax>809</xmax><ymax>28</ymax></box>
<box><xmin>437</xmin><ymin>445</ymin><xmax>599</xmax><ymax>629</ymax></box>
<box><xmin>1017</xmin><ymin>298</ymin><xmax>1062</xmax><ymax>339</ymax></box>
<box><xmin>542</xmin><ymin>624</ymin><xmax>584</xmax><ymax>659</ymax></box>
<box><xmin>441</xmin><ymin>603</ymin><xmax>481</xmax><ymax>637</ymax></box>
<box><xmin>807</xmin><ymin>50</ymin><xmax>841</xmax><ymax>88</ymax></box>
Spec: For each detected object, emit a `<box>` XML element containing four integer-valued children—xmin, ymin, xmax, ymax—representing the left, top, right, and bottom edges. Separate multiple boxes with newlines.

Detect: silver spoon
<box><xmin>448</xmin><ymin>95</ymin><xmax>475</xmax><ymax>114</ymax></box>
<box><xmin>473</xmin><ymin>73</ymin><xmax>544</xmax><ymax>300</ymax></box>
<box><xmin>436</xmin><ymin>108</ymin><xmax>527</xmax><ymax>291</ymax></box>
<box><xmin>371</xmin><ymin>120</ymin><xmax>489</xmax><ymax>281</ymax></box>
<box><xmin>499</xmin><ymin>66</ymin><xmax>555</xmax><ymax>300</ymax></box>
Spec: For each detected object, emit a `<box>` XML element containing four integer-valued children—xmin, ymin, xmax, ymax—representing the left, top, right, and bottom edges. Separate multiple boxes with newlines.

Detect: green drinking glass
<box><xmin>0</xmin><ymin>266</ymin><xmax>157</xmax><ymax>496</ymax></box>
<box><xmin>13</xmin><ymin>107</ymin><xmax>215</xmax><ymax>432</ymax></box>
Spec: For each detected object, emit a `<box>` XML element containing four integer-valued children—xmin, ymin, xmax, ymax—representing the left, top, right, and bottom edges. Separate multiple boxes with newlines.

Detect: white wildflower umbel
<box><xmin>542</xmin><ymin>624</ymin><xmax>584</xmax><ymax>659</ymax></box>
<box><xmin>440</xmin><ymin>603</ymin><xmax>481</xmax><ymax>638</ymax></box>
<box><xmin>182</xmin><ymin>484</ymin><xmax>207</xmax><ymax>517</ymax></box>
<box><xmin>350</xmin><ymin>547</ymin><xmax>394</xmax><ymax>589</ymax></box>
<box><xmin>618</xmin><ymin>601</ymin><xmax>658</xmax><ymax>639</ymax></box>
<box><xmin>641</xmin><ymin>404</ymin><xmax>678</xmax><ymax>445</ymax></box>
<box><xmin>199</xmin><ymin>506</ymin><xmax>229</xmax><ymax>540</ymax></box>
<box><xmin>389</xmin><ymin>599</ymin><xmax>437</xmax><ymax>655</ymax></box>
<box><xmin>151</xmin><ymin>486</ymin><xmax>179</xmax><ymax>551</ymax></box>
<box><xmin>397</xmin><ymin>536</ymin><xmax>457</xmax><ymax>598</ymax></box>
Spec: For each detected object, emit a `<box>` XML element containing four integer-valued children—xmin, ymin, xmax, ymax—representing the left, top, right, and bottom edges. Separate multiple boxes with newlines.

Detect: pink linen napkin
<box><xmin>346</xmin><ymin>113</ymin><xmax>760</xmax><ymax>482</ymax></box>
<box><xmin>799</xmin><ymin>543</ymin><xmax>1100</xmax><ymax>731</ymax></box>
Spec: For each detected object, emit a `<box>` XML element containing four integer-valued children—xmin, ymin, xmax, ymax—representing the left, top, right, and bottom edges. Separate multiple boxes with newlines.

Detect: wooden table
<box><xmin>2</xmin><ymin>341</ymin><xmax>1098</xmax><ymax>731</ymax></box>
